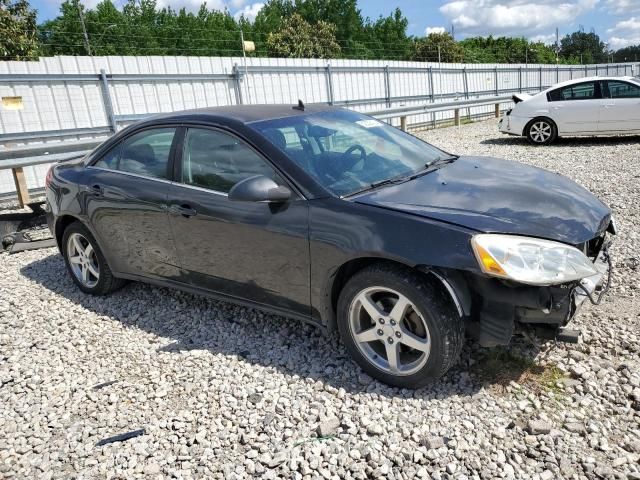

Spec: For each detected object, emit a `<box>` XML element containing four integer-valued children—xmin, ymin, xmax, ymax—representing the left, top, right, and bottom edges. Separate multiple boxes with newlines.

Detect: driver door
<box><xmin>167</xmin><ymin>127</ymin><xmax>311</xmax><ymax>316</ymax></box>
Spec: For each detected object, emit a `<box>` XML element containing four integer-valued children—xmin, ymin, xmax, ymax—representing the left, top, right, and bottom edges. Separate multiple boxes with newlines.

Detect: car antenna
<box><xmin>293</xmin><ymin>99</ymin><xmax>305</xmax><ymax>111</ymax></box>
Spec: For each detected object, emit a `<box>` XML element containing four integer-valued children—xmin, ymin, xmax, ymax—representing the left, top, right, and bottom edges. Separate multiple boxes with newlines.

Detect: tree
<box><xmin>612</xmin><ymin>44</ymin><xmax>640</xmax><ymax>63</ymax></box>
<box><xmin>0</xmin><ymin>0</ymin><xmax>38</xmax><ymax>60</ymax></box>
<box><xmin>266</xmin><ymin>12</ymin><xmax>340</xmax><ymax>58</ymax></box>
<box><xmin>412</xmin><ymin>32</ymin><xmax>463</xmax><ymax>62</ymax></box>
<box><xmin>458</xmin><ymin>36</ymin><xmax>557</xmax><ymax>64</ymax></box>
<box><xmin>559</xmin><ymin>30</ymin><xmax>608</xmax><ymax>64</ymax></box>
<box><xmin>362</xmin><ymin>8</ymin><xmax>411</xmax><ymax>60</ymax></box>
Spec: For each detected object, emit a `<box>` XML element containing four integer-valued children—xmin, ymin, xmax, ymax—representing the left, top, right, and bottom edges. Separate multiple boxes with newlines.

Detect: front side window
<box><xmin>181</xmin><ymin>128</ymin><xmax>282</xmax><ymax>193</ymax></box>
<box><xmin>548</xmin><ymin>81</ymin><xmax>597</xmax><ymax>101</ymax></box>
<box><xmin>606</xmin><ymin>81</ymin><xmax>640</xmax><ymax>98</ymax></box>
<box><xmin>251</xmin><ymin>110</ymin><xmax>452</xmax><ymax>197</ymax></box>
<box><xmin>92</xmin><ymin>128</ymin><xmax>175</xmax><ymax>179</ymax></box>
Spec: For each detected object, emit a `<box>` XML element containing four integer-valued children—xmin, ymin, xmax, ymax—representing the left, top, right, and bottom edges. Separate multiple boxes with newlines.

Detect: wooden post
<box><xmin>494</xmin><ymin>103</ymin><xmax>500</xmax><ymax>118</ymax></box>
<box><xmin>454</xmin><ymin>108</ymin><xmax>460</xmax><ymax>126</ymax></box>
<box><xmin>400</xmin><ymin>116</ymin><xmax>407</xmax><ymax>132</ymax></box>
<box><xmin>12</xmin><ymin>167</ymin><xmax>30</xmax><ymax>208</ymax></box>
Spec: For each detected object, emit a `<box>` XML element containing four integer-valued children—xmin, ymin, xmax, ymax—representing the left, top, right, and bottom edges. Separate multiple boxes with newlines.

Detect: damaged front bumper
<box><xmin>458</xmin><ymin>240</ymin><xmax>613</xmax><ymax>347</ymax></box>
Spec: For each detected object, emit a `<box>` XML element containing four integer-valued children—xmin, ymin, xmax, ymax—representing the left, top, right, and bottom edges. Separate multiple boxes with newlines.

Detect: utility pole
<box><xmin>76</xmin><ymin>0</ymin><xmax>92</xmax><ymax>56</ymax></box>
<box><xmin>555</xmin><ymin>27</ymin><xmax>559</xmax><ymax>63</ymax></box>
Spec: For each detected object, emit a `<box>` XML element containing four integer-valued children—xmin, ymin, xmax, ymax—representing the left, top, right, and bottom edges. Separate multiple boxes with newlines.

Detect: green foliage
<box><xmin>265</xmin><ymin>12</ymin><xmax>340</xmax><ymax>58</ymax></box>
<box><xmin>0</xmin><ymin>0</ymin><xmax>39</xmax><ymax>60</ymax></box>
<box><xmin>559</xmin><ymin>30</ymin><xmax>609</xmax><ymax>64</ymax></box>
<box><xmin>412</xmin><ymin>33</ymin><xmax>464</xmax><ymax>62</ymax></box>
<box><xmin>39</xmin><ymin>0</ymin><xmax>242</xmax><ymax>57</ymax></box>
<box><xmin>612</xmin><ymin>45</ymin><xmax>640</xmax><ymax>63</ymax></box>
<box><xmin>13</xmin><ymin>0</ymin><xmax>640</xmax><ymax>62</ymax></box>
<box><xmin>458</xmin><ymin>36</ymin><xmax>557</xmax><ymax>64</ymax></box>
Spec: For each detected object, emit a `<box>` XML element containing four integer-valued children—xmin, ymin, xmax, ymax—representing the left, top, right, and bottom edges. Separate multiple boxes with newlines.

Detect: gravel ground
<box><xmin>1</xmin><ymin>120</ymin><xmax>639</xmax><ymax>480</ymax></box>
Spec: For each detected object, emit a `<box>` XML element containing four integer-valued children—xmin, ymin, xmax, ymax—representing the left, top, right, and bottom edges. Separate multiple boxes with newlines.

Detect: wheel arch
<box><xmin>54</xmin><ymin>215</ymin><xmax>114</xmax><ymax>270</ymax></box>
<box><xmin>523</xmin><ymin>115</ymin><xmax>558</xmax><ymax>136</ymax></box>
<box><xmin>325</xmin><ymin>257</ymin><xmax>468</xmax><ymax>332</ymax></box>
<box><xmin>54</xmin><ymin>214</ymin><xmax>81</xmax><ymax>250</ymax></box>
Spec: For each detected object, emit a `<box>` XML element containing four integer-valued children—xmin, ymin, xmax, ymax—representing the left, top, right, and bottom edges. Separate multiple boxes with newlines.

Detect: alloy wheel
<box><xmin>348</xmin><ymin>286</ymin><xmax>431</xmax><ymax>376</ymax></box>
<box><xmin>67</xmin><ymin>232</ymin><xmax>100</xmax><ymax>288</ymax></box>
<box><xmin>530</xmin><ymin>121</ymin><xmax>552</xmax><ymax>143</ymax></box>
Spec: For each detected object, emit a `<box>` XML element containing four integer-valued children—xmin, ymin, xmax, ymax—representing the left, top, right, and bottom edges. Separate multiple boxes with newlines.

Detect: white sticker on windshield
<box><xmin>356</xmin><ymin>119</ymin><xmax>382</xmax><ymax>128</ymax></box>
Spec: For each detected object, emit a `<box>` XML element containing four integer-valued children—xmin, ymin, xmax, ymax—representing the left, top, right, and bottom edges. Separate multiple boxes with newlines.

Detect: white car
<box><xmin>499</xmin><ymin>76</ymin><xmax>640</xmax><ymax>145</ymax></box>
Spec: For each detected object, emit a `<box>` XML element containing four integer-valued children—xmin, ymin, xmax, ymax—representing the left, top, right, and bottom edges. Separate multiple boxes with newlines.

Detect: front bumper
<box><xmin>463</xmin><ymin>239</ymin><xmax>613</xmax><ymax>347</ymax></box>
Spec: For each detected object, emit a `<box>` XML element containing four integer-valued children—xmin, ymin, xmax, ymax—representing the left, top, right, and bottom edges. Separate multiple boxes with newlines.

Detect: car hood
<box><xmin>354</xmin><ymin>156</ymin><xmax>611</xmax><ymax>245</ymax></box>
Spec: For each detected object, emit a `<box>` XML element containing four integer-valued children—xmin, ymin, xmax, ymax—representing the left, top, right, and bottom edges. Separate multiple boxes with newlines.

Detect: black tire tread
<box><xmin>337</xmin><ymin>262</ymin><xmax>464</xmax><ymax>388</ymax></box>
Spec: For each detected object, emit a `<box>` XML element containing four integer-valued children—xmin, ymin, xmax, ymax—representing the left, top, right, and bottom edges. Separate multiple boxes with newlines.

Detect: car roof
<box><xmin>546</xmin><ymin>75</ymin><xmax>636</xmax><ymax>90</ymax></box>
<box><xmin>143</xmin><ymin>103</ymin><xmax>341</xmax><ymax>124</ymax></box>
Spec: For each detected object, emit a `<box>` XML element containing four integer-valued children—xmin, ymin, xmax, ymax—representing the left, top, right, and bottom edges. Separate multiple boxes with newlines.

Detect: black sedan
<box><xmin>45</xmin><ymin>104</ymin><xmax>614</xmax><ymax>388</ymax></box>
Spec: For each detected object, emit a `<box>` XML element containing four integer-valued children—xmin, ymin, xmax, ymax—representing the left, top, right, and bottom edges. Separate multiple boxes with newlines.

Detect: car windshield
<box><xmin>250</xmin><ymin>109</ymin><xmax>453</xmax><ymax>196</ymax></box>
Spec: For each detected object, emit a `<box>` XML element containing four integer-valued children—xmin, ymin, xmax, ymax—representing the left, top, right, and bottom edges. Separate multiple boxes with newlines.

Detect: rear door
<box><xmin>546</xmin><ymin>80</ymin><xmax>604</xmax><ymax>134</ymax></box>
<box><xmin>83</xmin><ymin>127</ymin><xmax>182</xmax><ymax>280</ymax></box>
<box><xmin>600</xmin><ymin>80</ymin><xmax>640</xmax><ymax>132</ymax></box>
<box><xmin>167</xmin><ymin>126</ymin><xmax>311</xmax><ymax>316</ymax></box>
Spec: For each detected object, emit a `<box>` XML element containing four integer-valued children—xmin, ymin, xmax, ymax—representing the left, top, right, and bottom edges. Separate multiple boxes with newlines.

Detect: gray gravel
<box><xmin>1</xmin><ymin>120</ymin><xmax>639</xmax><ymax>479</ymax></box>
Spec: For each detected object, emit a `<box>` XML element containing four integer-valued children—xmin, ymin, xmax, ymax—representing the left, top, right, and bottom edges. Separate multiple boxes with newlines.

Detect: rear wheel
<box><xmin>62</xmin><ymin>222</ymin><xmax>125</xmax><ymax>295</ymax></box>
<box><xmin>526</xmin><ymin>118</ymin><xmax>557</xmax><ymax>145</ymax></box>
<box><xmin>337</xmin><ymin>263</ymin><xmax>464</xmax><ymax>388</ymax></box>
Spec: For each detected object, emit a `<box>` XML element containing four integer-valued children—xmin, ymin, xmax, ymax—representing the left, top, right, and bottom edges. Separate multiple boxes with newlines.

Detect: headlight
<box><xmin>471</xmin><ymin>234</ymin><xmax>598</xmax><ymax>286</ymax></box>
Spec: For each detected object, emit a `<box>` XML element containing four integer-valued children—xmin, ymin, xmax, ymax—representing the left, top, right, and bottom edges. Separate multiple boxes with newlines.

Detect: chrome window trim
<box><xmin>169</xmin><ymin>181</ymin><xmax>228</xmax><ymax>197</ymax></box>
<box><xmin>87</xmin><ymin>165</ymin><xmax>173</xmax><ymax>184</ymax></box>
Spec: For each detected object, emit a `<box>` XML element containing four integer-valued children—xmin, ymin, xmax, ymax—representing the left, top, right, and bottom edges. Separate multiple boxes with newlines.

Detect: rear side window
<box><xmin>548</xmin><ymin>81</ymin><xmax>597</xmax><ymax>101</ymax></box>
<box><xmin>92</xmin><ymin>128</ymin><xmax>176</xmax><ymax>180</ymax></box>
<box><xmin>606</xmin><ymin>81</ymin><xmax>640</xmax><ymax>98</ymax></box>
<box><xmin>181</xmin><ymin>128</ymin><xmax>282</xmax><ymax>193</ymax></box>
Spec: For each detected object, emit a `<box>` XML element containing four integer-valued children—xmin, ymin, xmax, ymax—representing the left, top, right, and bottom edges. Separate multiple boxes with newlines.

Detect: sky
<box><xmin>32</xmin><ymin>0</ymin><xmax>640</xmax><ymax>50</ymax></box>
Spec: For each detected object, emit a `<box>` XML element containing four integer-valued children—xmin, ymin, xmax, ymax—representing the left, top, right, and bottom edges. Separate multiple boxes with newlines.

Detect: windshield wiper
<box><xmin>343</xmin><ymin>176</ymin><xmax>407</xmax><ymax>198</ymax></box>
<box><xmin>425</xmin><ymin>154</ymin><xmax>459</xmax><ymax>168</ymax></box>
<box><xmin>343</xmin><ymin>155</ymin><xmax>459</xmax><ymax>198</ymax></box>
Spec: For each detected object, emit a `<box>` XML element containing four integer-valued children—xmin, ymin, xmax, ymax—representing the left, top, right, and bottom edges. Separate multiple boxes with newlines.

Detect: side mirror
<box><xmin>228</xmin><ymin>175</ymin><xmax>291</xmax><ymax>203</ymax></box>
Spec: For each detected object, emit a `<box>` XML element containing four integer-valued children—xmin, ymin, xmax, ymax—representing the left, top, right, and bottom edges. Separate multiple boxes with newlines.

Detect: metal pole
<box><xmin>438</xmin><ymin>46</ymin><xmax>443</xmax><ymax>100</ymax></box>
<box><xmin>539</xmin><ymin>66</ymin><xmax>543</xmax><ymax>91</ymax></box>
<box><xmin>99</xmin><ymin>70</ymin><xmax>117</xmax><ymax>133</ymax></box>
<box><xmin>518</xmin><ymin>66</ymin><xmax>522</xmax><ymax>93</ymax></box>
<box><xmin>384</xmin><ymin>65</ymin><xmax>391</xmax><ymax>108</ymax></box>
<box><xmin>240</xmin><ymin>30</ymin><xmax>250</xmax><ymax>104</ymax></box>
<box><xmin>325</xmin><ymin>63</ymin><xmax>334</xmax><ymax>105</ymax></box>
<box><xmin>463</xmin><ymin>67</ymin><xmax>470</xmax><ymax>120</ymax></box>
<box><xmin>494</xmin><ymin>66</ymin><xmax>498</xmax><ymax>96</ymax></box>
<box><xmin>428</xmin><ymin>66</ymin><xmax>435</xmax><ymax>102</ymax></box>
<box><xmin>76</xmin><ymin>0</ymin><xmax>92</xmax><ymax>56</ymax></box>
<box><xmin>232</xmin><ymin>64</ymin><xmax>243</xmax><ymax>105</ymax></box>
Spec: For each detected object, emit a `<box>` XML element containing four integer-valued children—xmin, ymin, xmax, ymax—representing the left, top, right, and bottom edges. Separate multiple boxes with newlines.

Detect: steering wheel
<box><xmin>312</xmin><ymin>144</ymin><xmax>368</xmax><ymax>184</ymax></box>
<box><xmin>340</xmin><ymin>145</ymin><xmax>367</xmax><ymax>172</ymax></box>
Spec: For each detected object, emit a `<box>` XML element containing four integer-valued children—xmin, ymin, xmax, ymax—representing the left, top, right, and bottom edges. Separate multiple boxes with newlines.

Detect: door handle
<box><xmin>170</xmin><ymin>204</ymin><xmax>197</xmax><ymax>218</ymax></box>
<box><xmin>90</xmin><ymin>184</ymin><xmax>103</xmax><ymax>196</ymax></box>
<box><xmin>603</xmin><ymin>104</ymin><xmax>615</xmax><ymax>108</ymax></box>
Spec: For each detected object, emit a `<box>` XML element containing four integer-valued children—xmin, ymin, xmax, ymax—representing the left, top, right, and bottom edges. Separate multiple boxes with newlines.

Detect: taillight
<box><xmin>45</xmin><ymin>165</ymin><xmax>54</xmax><ymax>189</ymax></box>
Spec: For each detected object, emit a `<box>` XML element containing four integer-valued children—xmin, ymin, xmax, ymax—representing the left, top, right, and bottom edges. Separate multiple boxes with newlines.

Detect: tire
<box><xmin>337</xmin><ymin>263</ymin><xmax>464</xmax><ymax>388</ymax></box>
<box><xmin>525</xmin><ymin>117</ymin><xmax>558</xmax><ymax>145</ymax></box>
<box><xmin>61</xmin><ymin>221</ymin><xmax>125</xmax><ymax>295</ymax></box>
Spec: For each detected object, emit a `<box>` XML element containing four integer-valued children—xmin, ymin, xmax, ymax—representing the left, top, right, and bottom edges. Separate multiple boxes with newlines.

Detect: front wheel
<box><xmin>526</xmin><ymin>118</ymin><xmax>557</xmax><ymax>145</ymax></box>
<box><xmin>337</xmin><ymin>264</ymin><xmax>464</xmax><ymax>388</ymax></box>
